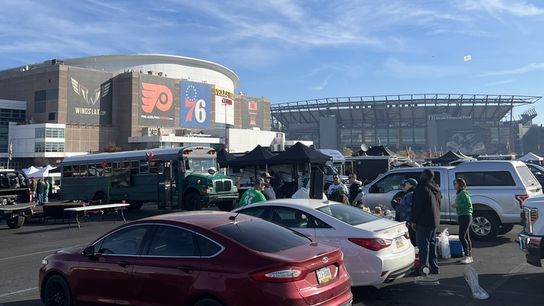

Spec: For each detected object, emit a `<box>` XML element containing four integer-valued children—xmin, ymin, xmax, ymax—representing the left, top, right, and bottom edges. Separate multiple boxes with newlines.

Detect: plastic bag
<box><xmin>440</xmin><ymin>228</ymin><xmax>451</xmax><ymax>259</ymax></box>
<box><xmin>464</xmin><ymin>265</ymin><xmax>489</xmax><ymax>300</ymax></box>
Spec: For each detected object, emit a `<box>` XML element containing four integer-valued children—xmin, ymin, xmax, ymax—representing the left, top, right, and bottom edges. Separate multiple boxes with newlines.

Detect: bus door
<box><xmin>158</xmin><ymin>161</ymin><xmax>175</xmax><ymax>209</ymax></box>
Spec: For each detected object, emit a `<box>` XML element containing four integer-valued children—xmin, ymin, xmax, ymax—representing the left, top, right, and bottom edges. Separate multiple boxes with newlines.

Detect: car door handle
<box><xmin>118</xmin><ymin>260</ymin><xmax>130</xmax><ymax>267</ymax></box>
<box><xmin>177</xmin><ymin>265</ymin><xmax>193</xmax><ymax>273</ymax></box>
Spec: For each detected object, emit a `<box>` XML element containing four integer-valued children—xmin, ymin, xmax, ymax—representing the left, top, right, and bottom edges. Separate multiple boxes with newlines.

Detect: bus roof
<box><xmin>62</xmin><ymin>147</ymin><xmax>214</xmax><ymax>166</ymax></box>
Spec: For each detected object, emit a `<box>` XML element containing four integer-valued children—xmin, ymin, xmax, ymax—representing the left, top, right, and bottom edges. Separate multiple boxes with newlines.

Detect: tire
<box><xmin>470</xmin><ymin>211</ymin><xmax>500</xmax><ymax>241</ymax></box>
<box><xmin>194</xmin><ymin>298</ymin><xmax>223</xmax><ymax>306</ymax></box>
<box><xmin>92</xmin><ymin>192</ymin><xmax>108</xmax><ymax>205</ymax></box>
<box><xmin>43</xmin><ymin>274</ymin><xmax>72</xmax><ymax>306</ymax></box>
<box><xmin>7</xmin><ymin>215</ymin><xmax>25</xmax><ymax>229</ymax></box>
<box><xmin>218</xmin><ymin>201</ymin><xmax>234</xmax><ymax>211</ymax></box>
<box><xmin>183</xmin><ymin>191</ymin><xmax>202</xmax><ymax>211</ymax></box>
<box><xmin>128</xmin><ymin>201</ymin><xmax>143</xmax><ymax>210</ymax></box>
<box><xmin>498</xmin><ymin>223</ymin><xmax>515</xmax><ymax>235</ymax></box>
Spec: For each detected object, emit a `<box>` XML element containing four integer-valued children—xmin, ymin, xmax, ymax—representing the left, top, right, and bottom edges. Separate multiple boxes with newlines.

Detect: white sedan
<box><xmin>233</xmin><ymin>199</ymin><xmax>415</xmax><ymax>286</ymax></box>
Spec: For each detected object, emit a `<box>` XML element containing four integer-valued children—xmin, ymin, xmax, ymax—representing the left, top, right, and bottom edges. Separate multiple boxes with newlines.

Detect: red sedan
<box><xmin>39</xmin><ymin>211</ymin><xmax>352</xmax><ymax>306</ymax></box>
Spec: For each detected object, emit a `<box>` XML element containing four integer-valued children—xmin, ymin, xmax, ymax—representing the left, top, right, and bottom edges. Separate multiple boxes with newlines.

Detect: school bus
<box><xmin>60</xmin><ymin>147</ymin><xmax>238</xmax><ymax>210</ymax></box>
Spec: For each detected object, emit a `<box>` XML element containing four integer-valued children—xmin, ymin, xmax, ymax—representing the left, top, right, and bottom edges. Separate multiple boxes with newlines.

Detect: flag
<box><xmin>8</xmin><ymin>142</ymin><xmax>12</xmax><ymax>161</ymax></box>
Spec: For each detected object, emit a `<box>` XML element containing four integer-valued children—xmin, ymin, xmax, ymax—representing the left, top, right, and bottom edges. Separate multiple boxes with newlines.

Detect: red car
<box><xmin>39</xmin><ymin>211</ymin><xmax>352</xmax><ymax>306</ymax></box>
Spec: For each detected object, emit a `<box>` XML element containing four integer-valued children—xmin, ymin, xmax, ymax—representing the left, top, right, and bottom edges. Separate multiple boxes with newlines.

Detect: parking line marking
<box><xmin>0</xmin><ymin>244</ymin><xmax>85</xmax><ymax>262</ymax></box>
<box><xmin>0</xmin><ymin>287</ymin><xmax>38</xmax><ymax>298</ymax></box>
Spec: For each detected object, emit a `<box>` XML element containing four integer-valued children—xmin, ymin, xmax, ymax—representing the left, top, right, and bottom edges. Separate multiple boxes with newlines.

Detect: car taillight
<box><xmin>516</xmin><ymin>194</ymin><xmax>529</xmax><ymax>208</ymax></box>
<box><xmin>348</xmin><ymin>238</ymin><xmax>392</xmax><ymax>251</ymax></box>
<box><xmin>251</xmin><ymin>266</ymin><xmax>307</xmax><ymax>283</ymax></box>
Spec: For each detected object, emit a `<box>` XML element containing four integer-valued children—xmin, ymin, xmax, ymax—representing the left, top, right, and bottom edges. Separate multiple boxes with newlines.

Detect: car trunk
<box><xmin>354</xmin><ymin>218</ymin><xmax>411</xmax><ymax>253</ymax></box>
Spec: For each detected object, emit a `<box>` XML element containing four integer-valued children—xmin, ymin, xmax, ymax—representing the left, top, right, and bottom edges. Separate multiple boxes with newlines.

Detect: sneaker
<box><xmin>459</xmin><ymin>256</ymin><xmax>473</xmax><ymax>264</ymax></box>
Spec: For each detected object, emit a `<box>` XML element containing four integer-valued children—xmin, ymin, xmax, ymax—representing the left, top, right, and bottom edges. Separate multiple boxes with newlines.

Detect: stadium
<box><xmin>271</xmin><ymin>94</ymin><xmax>542</xmax><ymax>155</ymax></box>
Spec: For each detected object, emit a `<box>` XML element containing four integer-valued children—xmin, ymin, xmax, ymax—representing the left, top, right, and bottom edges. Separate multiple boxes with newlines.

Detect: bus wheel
<box><xmin>183</xmin><ymin>191</ymin><xmax>202</xmax><ymax>211</ymax></box>
<box><xmin>218</xmin><ymin>201</ymin><xmax>234</xmax><ymax>211</ymax></box>
<box><xmin>129</xmin><ymin>201</ymin><xmax>143</xmax><ymax>210</ymax></box>
<box><xmin>7</xmin><ymin>216</ymin><xmax>25</xmax><ymax>229</ymax></box>
<box><xmin>92</xmin><ymin>192</ymin><xmax>108</xmax><ymax>205</ymax></box>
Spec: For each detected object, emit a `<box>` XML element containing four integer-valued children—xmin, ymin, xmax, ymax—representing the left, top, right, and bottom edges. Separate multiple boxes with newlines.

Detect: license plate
<box><xmin>316</xmin><ymin>267</ymin><xmax>332</xmax><ymax>284</ymax></box>
<box><xmin>395</xmin><ymin>237</ymin><xmax>405</xmax><ymax>249</ymax></box>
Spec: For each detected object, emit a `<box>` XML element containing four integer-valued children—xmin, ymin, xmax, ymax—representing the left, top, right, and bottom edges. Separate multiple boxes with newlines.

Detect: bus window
<box><xmin>187</xmin><ymin>158</ymin><xmax>216</xmax><ymax>172</ymax></box>
<box><xmin>88</xmin><ymin>164</ymin><xmax>96</xmax><ymax>176</ymax></box>
<box><xmin>63</xmin><ymin>166</ymin><xmax>73</xmax><ymax>177</ymax></box>
<box><xmin>80</xmin><ymin>165</ymin><xmax>88</xmax><ymax>176</ymax></box>
<box><xmin>140</xmin><ymin>161</ymin><xmax>149</xmax><ymax>174</ymax></box>
<box><xmin>149</xmin><ymin>161</ymin><xmax>158</xmax><ymax>174</ymax></box>
<box><xmin>102</xmin><ymin>163</ymin><xmax>111</xmax><ymax>176</ymax></box>
<box><xmin>131</xmin><ymin>161</ymin><xmax>139</xmax><ymax>175</ymax></box>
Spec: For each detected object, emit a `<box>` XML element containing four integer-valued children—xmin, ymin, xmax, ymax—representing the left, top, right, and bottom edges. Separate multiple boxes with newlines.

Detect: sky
<box><xmin>0</xmin><ymin>0</ymin><xmax>543</xmax><ymax>121</ymax></box>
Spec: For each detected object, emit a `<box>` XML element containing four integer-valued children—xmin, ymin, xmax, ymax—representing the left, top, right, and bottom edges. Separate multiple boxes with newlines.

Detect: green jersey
<box><xmin>455</xmin><ymin>190</ymin><xmax>473</xmax><ymax>216</ymax></box>
<box><xmin>239</xmin><ymin>187</ymin><xmax>266</xmax><ymax>207</ymax></box>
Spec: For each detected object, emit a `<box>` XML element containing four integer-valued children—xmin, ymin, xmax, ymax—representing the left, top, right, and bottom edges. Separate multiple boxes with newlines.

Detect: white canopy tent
<box><xmin>519</xmin><ymin>152</ymin><xmax>544</xmax><ymax>162</ymax></box>
<box><xmin>22</xmin><ymin>166</ymin><xmax>40</xmax><ymax>177</ymax></box>
<box><xmin>23</xmin><ymin>165</ymin><xmax>58</xmax><ymax>178</ymax></box>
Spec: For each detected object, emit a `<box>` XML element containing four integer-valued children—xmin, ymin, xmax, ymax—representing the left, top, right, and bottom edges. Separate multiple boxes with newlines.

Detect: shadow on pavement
<box><xmin>352</xmin><ymin>272</ymin><xmax>544</xmax><ymax>306</ymax></box>
<box><xmin>0</xmin><ymin>299</ymin><xmax>42</xmax><ymax>306</ymax></box>
<box><xmin>472</xmin><ymin>237</ymin><xmax>514</xmax><ymax>248</ymax></box>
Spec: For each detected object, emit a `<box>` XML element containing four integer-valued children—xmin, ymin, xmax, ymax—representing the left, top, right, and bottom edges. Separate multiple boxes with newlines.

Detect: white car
<box><xmin>233</xmin><ymin>199</ymin><xmax>415</xmax><ymax>286</ymax></box>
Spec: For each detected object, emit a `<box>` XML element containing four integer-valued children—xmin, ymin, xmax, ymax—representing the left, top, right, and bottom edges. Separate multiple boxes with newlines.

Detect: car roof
<box><xmin>250</xmin><ymin>198</ymin><xmax>339</xmax><ymax>210</ymax></box>
<box><xmin>142</xmin><ymin>210</ymin><xmax>255</xmax><ymax>229</ymax></box>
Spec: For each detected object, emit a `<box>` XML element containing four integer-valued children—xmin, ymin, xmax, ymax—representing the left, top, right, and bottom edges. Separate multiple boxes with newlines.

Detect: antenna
<box><xmin>228</xmin><ymin>212</ymin><xmax>240</xmax><ymax>222</ymax></box>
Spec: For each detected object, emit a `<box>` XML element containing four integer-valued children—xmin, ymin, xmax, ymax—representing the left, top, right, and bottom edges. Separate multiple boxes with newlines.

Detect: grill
<box><xmin>215</xmin><ymin>180</ymin><xmax>232</xmax><ymax>192</ymax></box>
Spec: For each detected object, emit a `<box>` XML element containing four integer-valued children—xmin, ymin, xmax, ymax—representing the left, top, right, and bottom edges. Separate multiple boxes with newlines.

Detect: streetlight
<box><xmin>222</xmin><ymin>97</ymin><xmax>233</xmax><ymax>151</ymax></box>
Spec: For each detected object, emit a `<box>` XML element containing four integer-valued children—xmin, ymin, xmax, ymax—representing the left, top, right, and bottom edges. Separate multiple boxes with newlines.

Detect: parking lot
<box><xmin>0</xmin><ymin>205</ymin><xmax>542</xmax><ymax>306</ymax></box>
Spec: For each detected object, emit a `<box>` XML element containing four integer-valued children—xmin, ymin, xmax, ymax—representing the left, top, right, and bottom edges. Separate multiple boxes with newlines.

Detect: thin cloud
<box><xmin>480</xmin><ymin>63</ymin><xmax>544</xmax><ymax>76</ymax></box>
<box><xmin>484</xmin><ymin>79</ymin><xmax>516</xmax><ymax>87</ymax></box>
<box><xmin>380</xmin><ymin>58</ymin><xmax>465</xmax><ymax>78</ymax></box>
<box><xmin>311</xmin><ymin>75</ymin><xmax>333</xmax><ymax>91</ymax></box>
<box><xmin>458</xmin><ymin>0</ymin><xmax>544</xmax><ymax>17</ymax></box>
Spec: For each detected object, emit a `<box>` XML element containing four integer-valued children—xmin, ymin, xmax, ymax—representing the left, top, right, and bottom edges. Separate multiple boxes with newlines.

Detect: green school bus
<box><xmin>60</xmin><ymin>147</ymin><xmax>238</xmax><ymax>210</ymax></box>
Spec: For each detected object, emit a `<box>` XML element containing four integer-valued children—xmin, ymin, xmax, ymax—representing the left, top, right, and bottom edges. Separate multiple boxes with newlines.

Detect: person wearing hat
<box><xmin>239</xmin><ymin>178</ymin><xmax>267</xmax><ymax>208</ymax></box>
<box><xmin>398</xmin><ymin>178</ymin><xmax>418</xmax><ymax>246</ymax></box>
<box><xmin>261</xmin><ymin>172</ymin><xmax>277</xmax><ymax>200</ymax></box>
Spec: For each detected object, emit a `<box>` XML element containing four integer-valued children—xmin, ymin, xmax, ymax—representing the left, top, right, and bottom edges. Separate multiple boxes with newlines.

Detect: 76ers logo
<box><xmin>141</xmin><ymin>83</ymin><xmax>173</xmax><ymax>113</ymax></box>
<box><xmin>184</xmin><ymin>84</ymin><xmax>207</xmax><ymax>123</ymax></box>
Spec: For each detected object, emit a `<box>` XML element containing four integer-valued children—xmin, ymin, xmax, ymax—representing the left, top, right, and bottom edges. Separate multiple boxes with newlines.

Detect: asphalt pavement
<box><xmin>0</xmin><ymin>204</ymin><xmax>542</xmax><ymax>306</ymax></box>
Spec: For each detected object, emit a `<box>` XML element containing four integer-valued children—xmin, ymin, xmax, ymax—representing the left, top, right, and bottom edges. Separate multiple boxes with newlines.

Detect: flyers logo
<box><xmin>141</xmin><ymin>82</ymin><xmax>173</xmax><ymax>114</ymax></box>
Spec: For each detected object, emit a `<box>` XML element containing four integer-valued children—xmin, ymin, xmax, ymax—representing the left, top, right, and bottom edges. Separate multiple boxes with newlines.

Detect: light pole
<box><xmin>222</xmin><ymin>97</ymin><xmax>233</xmax><ymax>151</ymax></box>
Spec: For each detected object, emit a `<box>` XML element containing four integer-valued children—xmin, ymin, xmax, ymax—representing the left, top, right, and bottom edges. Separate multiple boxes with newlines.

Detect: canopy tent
<box><xmin>519</xmin><ymin>152</ymin><xmax>544</xmax><ymax>162</ymax></box>
<box><xmin>432</xmin><ymin>151</ymin><xmax>474</xmax><ymax>165</ymax></box>
<box><xmin>357</xmin><ymin>145</ymin><xmax>398</xmax><ymax>156</ymax></box>
<box><xmin>268</xmin><ymin>142</ymin><xmax>331</xmax><ymax>165</ymax></box>
<box><xmin>456</xmin><ymin>151</ymin><xmax>475</xmax><ymax>160</ymax></box>
<box><xmin>228</xmin><ymin>145</ymin><xmax>276</xmax><ymax>167</ymax></box>
<box><xmin>22</xmin><ymin>166</ymin><xmax>40</xmax><ymax>177</ymax></box>
<box><xmin>24</xmin><ymin>165</ymin><xmax>57</xmax><ymax>178</ymax></box>
<box><xmin>217</xmin><ymin>149</ymin><xmax>236</xmax><ymax>168</ymax></box>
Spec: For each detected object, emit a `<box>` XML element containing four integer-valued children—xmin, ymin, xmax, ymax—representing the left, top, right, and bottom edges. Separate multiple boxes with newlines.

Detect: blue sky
<box><xmin>1</xmin><ymin>0</ymin><xmax>543</xmax><ymax>121</ymax></box>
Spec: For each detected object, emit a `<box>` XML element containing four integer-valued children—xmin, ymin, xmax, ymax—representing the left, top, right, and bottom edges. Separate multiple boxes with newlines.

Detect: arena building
<box><xmin>0</xmin><ymin>54</ymin><xmax>271</xmax><ymax>167</ymax></box>
<box><xmin>271</xmin><ymin>94</ymin><xmax>542</xmax><ymax>155</ymax></box>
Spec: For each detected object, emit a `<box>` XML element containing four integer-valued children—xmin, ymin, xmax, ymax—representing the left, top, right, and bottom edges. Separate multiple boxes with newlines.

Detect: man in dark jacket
<box><xmin>348</xmin><ymin>174</ymin><xmax>362</xmax><ymax>205</ymax></box>
<box><xmin>411</xmin><ymin>169</ymin><xmax>441</xmax><ymax>275</ymax></box>
<box><xmin>391</xmin><ymin>186</ymin><xmax>406</xmax><ymax>222</ymax></box>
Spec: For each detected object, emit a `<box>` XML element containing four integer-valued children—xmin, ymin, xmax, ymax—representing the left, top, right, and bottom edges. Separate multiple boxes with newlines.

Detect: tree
<box><xmin>102</xmin><ymin>144</ymin><xmax>122</xmax><ymax>152</ymax></box>
<box><xmin>342</xmin><ymin>147</ymin><xmax>353</xmax><ymax>157</ymax></box>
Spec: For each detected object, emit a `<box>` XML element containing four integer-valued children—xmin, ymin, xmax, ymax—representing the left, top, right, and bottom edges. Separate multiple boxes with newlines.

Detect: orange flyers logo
<box><xmin>141</xmin><ymin>82</ymin><xmax>173</xmax><ymax>113</ymax></box>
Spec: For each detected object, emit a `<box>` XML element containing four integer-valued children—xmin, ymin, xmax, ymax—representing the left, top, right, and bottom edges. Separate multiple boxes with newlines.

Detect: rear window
<box><xmin>317</xmin><ymin>204</ymin><xmax>379</xmax><ymax>226</ymax></box>
<box><xmin>456</xmin><ymin>171</ymin><xmax>515</xmax><ymax>187</ymax></box>
<box><xmin>214</xmin><ymin>219</ymin><xmax>310</xmax><ymax>253</ymax></box>
<box><xmin>516</xmin><ymin>166</ymin><xmax>539</xmax><ymax>187</ymax></box>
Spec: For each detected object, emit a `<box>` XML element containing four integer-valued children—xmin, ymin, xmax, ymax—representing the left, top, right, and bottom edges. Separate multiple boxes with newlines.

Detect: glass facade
<box><xmin>34</xmin><ymin>142</ymin><xmax>64</xmax><ymax>153</ymax></box>
<box><xmin>0</xmin><ymin>108</ymin><xmax>25</xmax><ymax>153</ymax></box>
<box><xmin>35</xmin><ymin>127</ymin><xmax>65</xmax><ymax>138</ymax></box>
<box><xmin>34</xmin><ymin>126</ymin><xmax>65</xmax><ymax>153</ymax></box>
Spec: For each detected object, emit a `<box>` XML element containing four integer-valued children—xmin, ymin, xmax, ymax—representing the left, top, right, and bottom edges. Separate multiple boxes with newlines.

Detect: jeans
<box><xmin>416</xmin><ymin>226</ymin><xmax>439</xmax><ymax>273</ymax></box>
<box><xmin>43</xmin><ymin>192</ymin><xmax>49</xmax><ymax>204</ymax></box>
<box><xmin>458</xmin><ymin>215</ymin><xmax>472</xmax><ymax>257</ymax></box>
<box><xmin>38</xmin><ymin>193</ymin><xmax>44</xmax><ymax>205</ymax></box>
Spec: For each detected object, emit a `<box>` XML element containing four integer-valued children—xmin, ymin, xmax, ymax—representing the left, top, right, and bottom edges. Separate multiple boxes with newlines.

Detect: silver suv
<box><xmin>359</xmin><ymin>161</ymin><xmax>541</xmax><ymax>240</ymax></box>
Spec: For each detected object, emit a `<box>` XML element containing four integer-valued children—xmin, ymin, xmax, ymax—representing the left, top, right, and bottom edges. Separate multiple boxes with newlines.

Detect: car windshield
<box><xmin>324</xmin><ymin>165</ymin><xmax>337</xmax><ymax>175</ymax></box>
<box><xmin>186</xmin><ymin>158</ymin><xmax>216</xmax><ymax>172</ymax></box>
<box><xmin>317</xmin><ymin>204</ymin><xmax>379</xmax><ymax>226</ymax></box>
<box><xmin>214</xmin><ymin>219</ymin><xmax>310</xmax><ymax>253</ymax></box>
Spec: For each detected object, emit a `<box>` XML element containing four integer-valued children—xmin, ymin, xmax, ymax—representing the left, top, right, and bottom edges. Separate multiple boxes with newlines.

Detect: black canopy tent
<box><xmin>268</xmin><ymin>142</ymin><xmax>331</xmax><ymax>165</ymax></box>
<box><xmin>357</xmin><ymin>145</ymin><xmax>398</xmax><ymax>156</ymax></box>
<box><xmin>228</xmin><ymin>145</ymin><xmax>276</xmax><ymax>167</ymax></box>
<box><xmin>217</xmin><ymin>149</ymin><xmax>235</xmax><ymax>168</ymax></box>
<box><xmin>432</xmin><ymin>150</ymin><xmax>473</xmax><ymax>165</ymax></box>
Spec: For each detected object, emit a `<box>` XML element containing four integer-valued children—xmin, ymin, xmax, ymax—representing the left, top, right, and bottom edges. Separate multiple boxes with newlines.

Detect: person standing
<box><xmin>36</xmin><ymin>179</ymin><xmax>44</xmax><ymax>205</ymax></box>
<box><xmin>411</xmin><ymin>169</ymin><xmax>441</xmax><ymax>275</ymax></box>
<box><xmin>30</xmin><ymin>178</ymin><xmax>37</xmax><ymax>203</ymax></box>
<box><xmin>391</xmin><ymin>183</ymin><xmax>407</xmax><ymax>222</ymax></box>
<box><xmin>238</xmin><ymin>178</ymin><xmax>267</xmax><ymax>208</ymax></box>
<box><xmin>347</xmin><ymin>174</ymin><xmax>362</xmax><ymax>205</ymax></box>
<box><xmin>261</xmin><ymin>172</ymin><xmax>277</xmax><ymax>200</ymax></box>
<box><xmin>452</xmin><ymin>178</ymin><xmax>473</xmax><ymax>264</ymax></box>
<box><xmin>398</xmin><ymin>179</ymin><xmax>418</xmax><ymax>246</ymax></box>
<box><xmin>43</xmin><ymin>177</ymin><xmax>50</xmax><ymax>203</ymax></box>
<box><xmin>327</xmin><ymin>174</ymin><xmax>349</xmax><ymax>202</ymax></box>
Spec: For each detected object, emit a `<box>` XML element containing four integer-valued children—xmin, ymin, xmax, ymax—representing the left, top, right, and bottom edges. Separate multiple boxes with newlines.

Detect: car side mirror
<box><xmin>83</xmin><ymin>245</ymin><xmax>96</xmax><ymax>257</ymax></box>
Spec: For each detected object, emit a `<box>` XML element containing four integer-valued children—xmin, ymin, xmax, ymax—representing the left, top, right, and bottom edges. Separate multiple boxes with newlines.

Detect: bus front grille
<box><xmin>214</xmin><ymin>180</ymin><xmax>232</xmax><ymax>192</ymax></box>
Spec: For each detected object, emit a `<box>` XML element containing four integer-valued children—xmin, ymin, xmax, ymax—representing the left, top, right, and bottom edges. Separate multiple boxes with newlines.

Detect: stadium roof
<box><xmin>271</xmin><ymin>94</ymin><xmax>541</xmax><ymax>127</ymax></box>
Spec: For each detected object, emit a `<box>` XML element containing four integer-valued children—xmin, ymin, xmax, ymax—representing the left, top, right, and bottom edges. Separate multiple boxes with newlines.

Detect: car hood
<box><xmin>55</xmin><ymin>245</ymin><xmax>86</xmax><ymax>255</ymax></box>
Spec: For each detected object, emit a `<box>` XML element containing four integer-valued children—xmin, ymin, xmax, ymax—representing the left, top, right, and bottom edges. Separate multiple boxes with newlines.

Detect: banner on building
<box><xmin>67</xmin><ymin>67</ymin><xmax>113</xmax><ymax>125</ymax></box>
<box><xmin>242</xmin><ymin>98</ymin><xmax>264</xmax><ymax>128</ymax></box>
<box><xmin>139</xmin><ymin>75</ymin><xmax>176</xmax><ymax>126</ymax></box>
<box><xmin>180</xmin><ymin>80</ymin><xmax>211</xmax><ymax>128</ymax></box>
<box><xmin>214</xmin><ymin>88</ymin><xmax>235</xmax><ymax>126</ymax></box>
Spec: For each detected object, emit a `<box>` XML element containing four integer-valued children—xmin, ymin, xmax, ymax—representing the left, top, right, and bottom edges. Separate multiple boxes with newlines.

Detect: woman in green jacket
<box><xmin>452</xmin><ymin>178</ymin><xmax>473</xmax><ymax>264</ymax></box>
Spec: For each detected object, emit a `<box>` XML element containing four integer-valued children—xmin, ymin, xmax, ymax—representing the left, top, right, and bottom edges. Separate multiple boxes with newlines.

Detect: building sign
<box><xmin>180</xmin><ymin>80</ymin><xmax>211</xmax><ymax>128</ymax></box>
<box><xmin>214</xmin><ymin>88</ymin><xmax>234</xmax><ymax>126</ymax></box>
<box><xmin>139</xmin><ymin>75</ymin><xmax>176</xmax><ymax>126</ymax></box>
<box><xmin>242</xmin><ymin>98</ymin><xmax>264</xmax><ymax>128</ymax></box>
<box><xmin>67</xmin><ymin>67</ymin><xmax>113</xmax><ymax>125</ymax></box>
